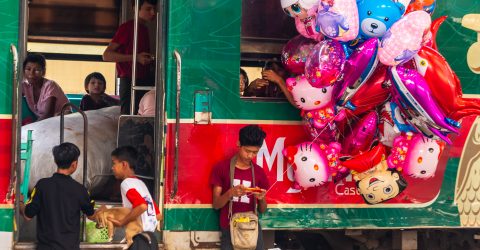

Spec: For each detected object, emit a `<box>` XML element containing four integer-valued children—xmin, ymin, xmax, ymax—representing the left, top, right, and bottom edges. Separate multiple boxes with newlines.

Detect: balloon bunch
<box><xmin>280</xmin><ymin>0</ymin><xmax>480</xmax><ymax>204</ymax></box>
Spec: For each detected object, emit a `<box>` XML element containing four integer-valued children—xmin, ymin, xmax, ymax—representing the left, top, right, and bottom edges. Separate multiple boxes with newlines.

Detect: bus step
<box><xmin>14</xmin><ymin>242</ymin><xmax>164</xmax><ymax>249</ymax></box>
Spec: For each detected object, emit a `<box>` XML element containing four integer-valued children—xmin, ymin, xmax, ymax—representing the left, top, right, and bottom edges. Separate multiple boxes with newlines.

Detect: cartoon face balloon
<box><xmin>281</xmin><ymin>0</ymin><xmax>318</xmax><ymax>20</ymax></box>
<box><xmin>283</xmin><ymin>142</ymin><xmax>342</xmax><ymax>190</ymax></box>
<box><xmin>281</xmin><ymin>35</ymin><xmax>317</xmax><ymax>75</ymax></box>
<box><xmin>305</xmin><ymin>39</ymin><xmax>345</xmax><ymax>87</ymax></box>
<box><xmin>356</xmin><ymin>0</ymin><xmax>405</xmax><ymax>39</ymax></box>
<box><xmin>315</xmin><ymin>0</ymin><xmax>359</xmax><ymax>42</ymax></box>
<box><xmin>387</xmin><ymin>132</ymin><xmax>445</xmax><ymax>179</ymax></box>
<box><xmin>379</xmin><ymin>11</ymin><xmax>432</xmax><ymax>66</ymax></box>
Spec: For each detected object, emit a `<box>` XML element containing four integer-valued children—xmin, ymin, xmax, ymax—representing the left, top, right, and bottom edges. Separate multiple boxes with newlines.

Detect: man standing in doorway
<box><xmin>103</xmin><ymin>0</ymin><xmax>157</xmax><ymax>114</ymax></box>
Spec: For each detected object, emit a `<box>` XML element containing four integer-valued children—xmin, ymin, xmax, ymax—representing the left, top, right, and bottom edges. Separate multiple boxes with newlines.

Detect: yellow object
<box><xmin>235</xmin><ymin>217</ymin><xmax>251</xmax><ymax>223</ymax></box>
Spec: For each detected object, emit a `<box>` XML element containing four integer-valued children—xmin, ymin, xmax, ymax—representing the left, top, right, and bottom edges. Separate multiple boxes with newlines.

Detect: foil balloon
<box><xmin>342</xmin><ymin>111</ymin><xmax>378</xmax><ymax>156</ymax></box>
<box><xmin>356</xmin><ymin>0</ymin><xmax>405</xmax><ymax>39</ymax></box>
<box><xmin>387</xmin><ymin>132</ymin><xmax>445</xmax><ymax>179</ymax></box>
<box><xmin>315</xmin><ymin>0</ymin><xmax>359</xmax><ymax>42</ymax></box>
<box><xmin>412</xmin><ymin>46</ymin><xmax>480</xmax><ymax>121</ymax></box>
<box><xmin>283</xmin><ymin>141</ymin><xmax>342</xmax><ymax>190</ymax></box>
<box><xmin>406</xmin><ymin>0</ymin><xmax>436</xmax><ymax>15</ymax></box>
<box><xmin>343</xmin><ymin>64</ymin><xmax>390</xmax><ymax>118</ymax></box>
<box><xmin>423</xmin><ymin>16</ymin><xmax>446</xmax><ymax>50</ymax></box>
<box><xmin>286</xmin><ymin>76</ymin><xmax>344</xmax><ymax>142</ymax></box>
<box><xmin>342</xmin><ymin>144</ymin><xmax>408</xmax><ymax>205</ymax></box>
<box><xmin>379</xmin><ymin>101</ymin><xmax>415</xmax><ymax>147</ymax></box>
<box><xmin>336</xmin><ymin>38</ymin><xmax>379</xmax><ymax>106</ymax></box>
<box><xmin>281</xmin><ymin>0</ymin><xmax>322</xmax><ymax>40</ymax></box>
<box><xmin>305</xmin><ymin>39</ymin><xmax>345</xmax><ymax>87</ymax></box>
<box><xmin>389</xmin><ymin>66</ymin><xmax>460</xmax><ymax>143</ymax></box>
<box><xmin>281</xmin><ymin>35</ymin><xmax>317</xmax><ymax>75</ymax></box>
<box><xmin>379</xmin><ymin>11</ymin><xmax>432</xmax><ymax>66</ymax></box>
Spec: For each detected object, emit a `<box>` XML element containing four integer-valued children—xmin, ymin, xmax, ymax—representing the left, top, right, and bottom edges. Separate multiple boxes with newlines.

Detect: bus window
<box><xmin>240</xmin><ymin>0</ymin><xmax>297</xmax><ymax>100</ymax></box>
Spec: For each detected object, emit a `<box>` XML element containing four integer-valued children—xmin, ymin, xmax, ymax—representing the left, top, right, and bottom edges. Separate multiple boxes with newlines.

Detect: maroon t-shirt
<box><xmin>111</xmin><ymin>20</ymin><xmax>150</xmax><ymax>80</ymax></box>
<box><xmin>210</xmin><ymin>159</ymin><xmax>270</xmax><ymax>229</ymax></box>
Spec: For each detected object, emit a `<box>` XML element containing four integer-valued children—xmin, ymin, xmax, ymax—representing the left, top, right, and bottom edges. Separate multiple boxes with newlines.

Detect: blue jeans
<box><xmin>220</xmin><ymin>224</ymin><xmax>264</xmax><ymax>250</ymax></box>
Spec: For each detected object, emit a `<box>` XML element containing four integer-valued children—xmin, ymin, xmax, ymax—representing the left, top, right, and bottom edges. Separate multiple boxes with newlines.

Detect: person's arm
<box><xmin>110</xmin><ymin>204</ymin><xmax>147</xmax><ymax>227</ymax></box>
<box><xmin>262</xmin><ymin>70</ymin><xmax>296</xmax><ymax>106</ymax></box>
<box><xmin>253</xmin><ymin>189</ymin><xmax>267</xmax><ymax>214</ymax></box>
<box><xmin>103</xmin><ymin>42</ymin><xmax>153</xmax><ymax>66</ymax></box>
<box><xmin>22</xmin><ymin>187</ymin><xmax>41</xmax><ymax>221</ymax></box>
<box><xmin>212</xmin><ymin>185</ymin><xmax>246</xmax><ymax>210</ymax></box>
<box><xmin>37</xmin><ymin>96</ymin><xmax>56</xmax><ymax>121</ymax></box>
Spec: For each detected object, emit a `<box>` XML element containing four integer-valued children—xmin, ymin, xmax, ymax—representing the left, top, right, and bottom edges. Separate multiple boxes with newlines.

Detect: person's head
<box><xmin>237</xmin><ymin>125</ymin><xmax>266</xmax><ymax>163</ymax></box>
<box><xmin>111</xmin><ymin>146</ymin><xmax>138</xmax><ymax>179</ymax></box>
<box><xmin>52</xmin><ymin>143</ymin><xmax>81</xmax><ymax>172</ymax></box>
<box><xmin>356</xmin><ymin>168</ymin><xmax>407</xmax><ymax>205</ymax></box>
<box><xmin>84</xmin><ymin>72</ymin><xmax>107</xmax><ymax>95</ymax></box>
<box><xmin>239</xmin><ymin>68</ymin><xmax>249</xmax><ymax>94</ymax></box>
<box><xmin>23</xmin><ymin>53</ymin><xmax>46</xmax><ymax>83</ymax></box>
<box><xmin>133</xmin><ymin>0</ymin><xmax>157</xmax><ymax>22</ymax></box>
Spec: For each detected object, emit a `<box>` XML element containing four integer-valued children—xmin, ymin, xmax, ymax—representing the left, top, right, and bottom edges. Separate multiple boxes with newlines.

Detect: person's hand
<box><xmin>253</xmin><ymin>187</ymin><xmax>267</xmax><ymax>201</ymax></box>
<box><xmin>109</xmin><ymin>218</ymin><xmax>124</xmax><ymax>227</ymax></box>
<box><xmin>249</xmin><ymin>78</ymin><xmax>269</xmax><ymax>89</ymax></box>
<box><xmin>262</xmin><ymin>70</ymin><xmax>283</xmax><ymax>84</ymax></box>
<box><xmin>230</xmin><ymin>185</ymin><xmax>246</xmax><ymax>197</ymax></box>
<box><xmin>137</xmin><ymin>52</ymin><xmax>154</xmax><ymax>65</ymax></box>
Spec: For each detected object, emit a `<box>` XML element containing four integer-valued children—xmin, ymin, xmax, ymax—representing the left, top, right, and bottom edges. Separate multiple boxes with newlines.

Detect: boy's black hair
<box><xmin>84</xmin><ymin>72</ymin><xmax>107</xmax><ymax>93</ymax></box>
<box><xmin>239</xmin><ymin>125</ymin><xmax>266</xmax><ymax>147</ymax></box>
<box><xmin>133</xmin><ymin>0</ymin><xmax>158</xmax><ymax>7</ymax></box>
<box><xmin>52</xmin><ymin>143</ymin><xmax>81</xmax><ymax>169</ymax></box>
<box><xmin>111</xmin><ymin>146</ymin><xmax>139</xmax><ymax>171</ymax></box>
<box><xmin>23</xmin><ymin>53</ymin><xmax>46</xmax><ymax>71</ymax></box>
<box><xmin>356</xmin><ymin>168</ymin><xmax>408</xmax><ymax>205</ymax></box>
<box><xmin>240</xmin><ymin>68</ymin><xmax>249</xmax><ymax>87</ymax></box>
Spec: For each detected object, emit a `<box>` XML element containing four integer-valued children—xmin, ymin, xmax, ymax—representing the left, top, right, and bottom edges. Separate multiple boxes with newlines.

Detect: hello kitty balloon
<box><xmin>387</xmin><ymin>132</ymin><xmax>445</xmax><ymax>179</ymax></box>
<box><xmin>283</xmin><ymin>141</ymin><xmax>343</xmax><ymax>190</ymax></box>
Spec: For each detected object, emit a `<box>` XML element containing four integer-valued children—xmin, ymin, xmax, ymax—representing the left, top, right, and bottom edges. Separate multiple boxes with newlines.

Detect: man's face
<box><xmin>138</xmin><ymin>2</ymin><xmax>156</xmax><ymax>22</ymax></box>
<box><xmin>111</xmin><ymin>156</ymin><xmax>125</xmax><ymax>179</ymax></box>
<box><xmin>238</xmin><ymin>145</ymin><xmax>261</xmax><ymax>164</ymax></box>
<box><xmin>357</xmin><ymin>169</ymin><xmax>401</xmax><ymax>204</ymax></box>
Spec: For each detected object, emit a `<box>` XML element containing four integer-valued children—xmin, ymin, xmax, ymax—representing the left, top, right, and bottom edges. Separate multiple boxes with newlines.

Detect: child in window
<box><xmin>80</xmin><ymin>72</ymin><xmax>119</xmax><ymax>111</ymax></box>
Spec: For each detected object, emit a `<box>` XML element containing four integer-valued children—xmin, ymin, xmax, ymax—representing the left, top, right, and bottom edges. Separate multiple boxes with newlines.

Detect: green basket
<box><xmin>85</xmin><ymin>221</ymin><xmax>110</xmax><ymax>243</ymax></box>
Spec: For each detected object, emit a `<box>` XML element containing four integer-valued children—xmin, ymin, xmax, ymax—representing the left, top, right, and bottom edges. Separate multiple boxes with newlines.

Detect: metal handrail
<box><xmin>171</xmin><ymin>50</ymin><xmax>181</xmax><ymax>199</ymax></box>
<box><xmin>59</xmin><ymin>103</ymin><xmax>88</xmax><ymax>241</ymax></box>
<box><xmin>130</xmin><ymin>0</ymin><xmax>140</xmax><ymax>115</ymax></box>
<box><xmin>7</xmin><ymin>44</ymin><xmax>19</xmax><ymax>203</ymax></box>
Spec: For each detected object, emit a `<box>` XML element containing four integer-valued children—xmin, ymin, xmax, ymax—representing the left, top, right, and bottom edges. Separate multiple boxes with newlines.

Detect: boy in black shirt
<box><xmin>20</xmin><ymin>142</ymin><xmax>97</xmax><ymax>250</ymax></box>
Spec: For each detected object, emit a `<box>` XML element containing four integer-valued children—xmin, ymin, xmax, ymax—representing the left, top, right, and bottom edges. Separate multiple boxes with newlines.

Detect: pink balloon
<box><xmin>316</xmin><ymin>0</ymin><xmax>359</xmax><ymax>42</ymax></box>
<box><xmin>281</xmin><ymin>35</ymin><xmax>317</xmax><ymax>75</ymax></box>
<box><xmin>342</xmin><ymin>111</ymin><xmax>378</xmax><ymax>156</ymax></box>
<box><xmin>387</xmin><ymin>132</ymin><xmax>445</xmax><ymax>179</ymax></box>
<box><xmin>294</xmin><ymin>7</ymin><xmax>324</xmax><ymax>41</ymax></box>
<box><xmin>283</xmin><ymin>141</ymin><xmax>342</xmax><ymax>190</ymax></box>
<box><xmin>305</xmin><ymin>39</ymin><xmax>345</xmax><ymax>88</ymax></box>
<box><xmin>378</xmin><ymin>11</ymin><xmax>432</xmax><ymax>66</ymax></box>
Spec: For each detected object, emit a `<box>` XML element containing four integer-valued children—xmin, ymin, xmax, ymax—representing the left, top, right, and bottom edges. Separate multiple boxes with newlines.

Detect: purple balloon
<box><xmin>281</xmin><ymin>35</ymin><xmax>317</xmax><ymax>75</ymax></box>
<box><xmin>389</xmin><ymin>66</ymin><xmax>460</xmax><ymax>142</ymax></box>
<box><xmin>336</xmin><ymin>38</ymin><xmax>379</xmax><ymax>105</ymax></box>
<box><xmin>305</xmin><ymin>39</ymin><xmax>345</xmax><ymax>88</ymax></box>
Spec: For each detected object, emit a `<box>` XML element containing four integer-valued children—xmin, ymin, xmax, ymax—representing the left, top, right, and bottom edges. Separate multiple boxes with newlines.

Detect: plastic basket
<box><xmin>85</xmin><ymin>221</ymin><xmax>110</xmax><ymax>243</ymax></box>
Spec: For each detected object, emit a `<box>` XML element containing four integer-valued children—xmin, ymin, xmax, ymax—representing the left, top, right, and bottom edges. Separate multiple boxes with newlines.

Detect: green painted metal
<box><xmin>434</xmin><ymin>0</ymin><xmax>480</xmax><ymax>94</ymax></box>
<box><xmin>0</xmin><ymin>209</ymin><xmax>14</xmax><ymax>232</ymax></box>
<box><xmin>0</xmin><ymin>0</ymin><xmax>19</xmax><ymax>115</ymax></box>
<box><xmin>165</xmin><ymin>158</ymin><xmax>460</xmax><ymax>230</ymax></box>
<box><xmin>165</xmin><ymin>0</ymin><xmax>299</xmax><ymax>121</ymax></box>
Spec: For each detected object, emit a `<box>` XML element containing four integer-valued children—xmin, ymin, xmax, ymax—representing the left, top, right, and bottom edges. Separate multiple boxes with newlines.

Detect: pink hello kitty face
<box><xmin>388</xmin><ymin>133</ymin><xmax>444</xmax><ymax>179</ymax></box>
<box><xmin>286</xmin><ymin>76</ymin><xmax>334</xmax><ymax>111</ymax></box>
<box><xmin>283</xmin><ymin>142</ymin><xmax>330</xmax><ymax>190</ymax></box>
<box><xmin>404</xmin><ymin>135</ymin><xmax>442</xmax><ymax>178</ymax></box>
